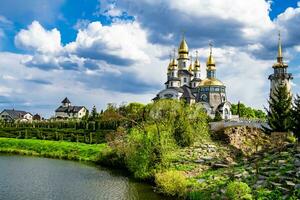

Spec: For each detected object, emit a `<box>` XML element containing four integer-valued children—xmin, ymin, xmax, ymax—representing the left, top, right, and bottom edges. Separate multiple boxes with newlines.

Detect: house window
<box><xmin>184</xmin><ymin>78</ymin><xmax>187</xmax><ymax>83</ymax></box>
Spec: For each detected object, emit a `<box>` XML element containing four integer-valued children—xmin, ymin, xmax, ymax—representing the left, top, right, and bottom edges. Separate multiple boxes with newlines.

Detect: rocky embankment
<box><xmin>168</xmin><ymin>126</ymin><xmax>299</xmax><ymax>199</ymax></box>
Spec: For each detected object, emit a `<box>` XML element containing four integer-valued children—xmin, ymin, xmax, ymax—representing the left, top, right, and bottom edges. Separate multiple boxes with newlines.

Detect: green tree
<box><xmin>264</xmin><ymin>84</ymin><xmax>292</xmax><ymax>134</ymax></box>
<box><xmin>231</xmin><ymin>103</ymin><xmax>266</xmax><ymax>119</ymax></box>
<box><xmin>213</xmin><ymin>111</ymin><xmax>223</xmax><ymax>121</ymax></box>
<box><xmin>292</xmin><ymin>94</ymin><xmax>300</xmax><ymax>138</ymax></box>
<box><xmin>90</xmin><ymin>105</ymin><xmax>98</xmax><ymax>121</ymax></box>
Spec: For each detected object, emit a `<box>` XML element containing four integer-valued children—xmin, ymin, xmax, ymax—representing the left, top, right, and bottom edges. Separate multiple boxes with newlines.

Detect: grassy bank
<box><xmin>0</xmin><ymin>138</ymin><xmax>106</xmax><ymax>162</ymax></box>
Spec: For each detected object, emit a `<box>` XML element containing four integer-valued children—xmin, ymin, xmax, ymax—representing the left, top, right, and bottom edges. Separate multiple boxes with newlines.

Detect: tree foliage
<box><xmin>231</xmin><ymin>103</ymin><xmax>266</xmax><ymax>119</ymax></box>
<box><xmin>213</xmin><ymin>111</ymin><xmax>223</xmax><ymax>121</ymax></box>
<box><xmin>292</xmin><ymin>95</ymin><xmax>300</xmax><ymax>138</ymax></box>
<box><xmin>104</xmin><ymin>99</ymin><xmax>209</xmax><ymax>179</ymax></box>
<box><xmin>264</xmin><ymin>84</ymin><xmax>293</xmax><ymax>134</ymax></box>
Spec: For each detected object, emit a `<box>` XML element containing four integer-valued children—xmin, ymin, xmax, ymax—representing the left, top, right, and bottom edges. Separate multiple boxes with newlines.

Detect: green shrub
<box><xmin>124</xmin><ymin>125</ymin><xmax>176</xmax><ymax>179</ymax></box>
<box><xmin>155</xmin><ymin>170</ymin><xmax>187</xmax><ymax>197</ymax></box>
<box><xmin>286</xmin><ymin>134</ymin><xmax>297</xmax><ymax>143</ymax></box>
<box><xmin>225</xmin><ymin>181</ymin><xmax>252</xmax><ymax>200</ymax></box>
<box><xmin>255</xmin><ymin>188</ymin><xmax>283</xmax><ymax>200</ymax></box>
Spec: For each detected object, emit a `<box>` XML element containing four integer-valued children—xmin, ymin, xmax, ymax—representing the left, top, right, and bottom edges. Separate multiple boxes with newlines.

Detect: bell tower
<box><xmin>268</xmin><ymin>32</ymin><xmax>293</xmax><ymax>98</ymax></box>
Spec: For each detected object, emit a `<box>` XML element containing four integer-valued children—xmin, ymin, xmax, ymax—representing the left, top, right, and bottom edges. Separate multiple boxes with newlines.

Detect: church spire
<box><xmin>277</xmin><ymin>31</ymin><xmax>283</xmax><ymax>63</ymax></box>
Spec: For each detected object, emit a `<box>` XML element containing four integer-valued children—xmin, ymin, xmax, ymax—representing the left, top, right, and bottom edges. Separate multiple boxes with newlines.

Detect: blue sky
<box><xmin>0</xmin><ymin>0</ymin><xmax>300</xmax><ymax>117</ymax></box>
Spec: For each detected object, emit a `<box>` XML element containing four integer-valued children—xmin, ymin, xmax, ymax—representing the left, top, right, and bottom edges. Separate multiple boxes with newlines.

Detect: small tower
<box><xmin>206</xmin><ymin>43</ymin><xmax>216</xmax><ymax>79</ymax></box>
<box><xmin>198</xmin><ymin>43</ymin><xmax>231</xmax><ymax>119</ymax></box>
<box><xmin>62</xmin><ymin>97</ymin><xmax>71</xmax><ymax>107</ymax></box>
<box><xmin>191</xmin><ymin>51</ymin><xmax>201</xmax><ymax>88</ymax></box>
<box><xmin>268</xmin><ymin>32</ymin><xmax>293</xmax><ymax>98</ymax></box>
<box><xmin>167</xmin><ymin>49</ymin><xmax>180</xmax><ymax>88</ymax></box>
<box><xmin>188</xmin><ymin>55</ymin><xmax>194</xmax><ymax>73</ymax></box>
<box><xmin>177</xmin><ymin>35</ymin><xmax>189</xmax><ymax>70</ymax></box>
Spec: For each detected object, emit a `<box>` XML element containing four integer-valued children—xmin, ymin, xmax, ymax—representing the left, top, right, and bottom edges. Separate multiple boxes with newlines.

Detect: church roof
<box><xmin>191</xmin><ymin>78</ymin><xmax>202</xmax><ymax>82</ymax></box>
<box><xmin>0</xmin><ymin>109</ymin><xmax>31</xmax><ymax>119</ymax></box>
<box><xmin>55</xmin><ymin>106</ymin><xmax>85</xmax><ymax>113</ymax></box>
<box><xmin>178</xmin><ymin>69</ymin><xmax>193</xmax><ymax>76</ymax></box>
<box><xmin>61</xmin><ymin>97</ymin><xmax>71</xmax><ymax>104</ymax></box>
<box><xmin>199</xmin><ymin>78</ymin><xmax>224</xmax><ymax>86</ymax></box>
<box><xmin>169</xmin><ymin>77</ymin><xmax>181</xmax><ymax>81</ymax></box>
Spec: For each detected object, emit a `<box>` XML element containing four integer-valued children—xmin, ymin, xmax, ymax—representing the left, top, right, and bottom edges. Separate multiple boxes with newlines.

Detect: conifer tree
<box><xmin>90</xmin><ymin>105</ymin><xmax>98</xmax><ymax>121</ymax></box>
<box><xmin>292</xmin><ymin>94</ymin><xmax>300</xmax><ymax>138</ymax></box>
<box><xmin>264</xmin><ymin>84</ymin><xmax>292</xmax><ymax>134</ymax></box>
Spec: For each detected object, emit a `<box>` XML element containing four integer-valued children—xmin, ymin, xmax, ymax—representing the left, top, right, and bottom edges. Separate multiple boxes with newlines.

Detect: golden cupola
<box><xmin>170</xmin><ymin>58</ymin><xmax>178</xmax><ymax>70</ymax></box>
<box><xmin>167</xmin><ymin>61</ymin><xmax>172</xmax><ymax>72</ymax></box>
<box><xmin>206</xmin><ymin>43</ymin><xmax>216</xmax><ymax>70</ymax></box>
<box><xmin>194</xmin><ymin>51</ymin><xmax>200</xmax><ymax>70</ymax></box>
<box><xmin>188</xmin><ymin>56</ymin><xmax>194</xmax><ymax>72</ymax></box>
<box><xmin>178</xmin><ymin>37</ymin><xmax>189</xmax><ymax>59</ymax></box>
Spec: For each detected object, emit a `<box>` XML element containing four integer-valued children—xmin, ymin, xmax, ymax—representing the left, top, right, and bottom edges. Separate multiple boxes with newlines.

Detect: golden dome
<box><xmin>273</xmin><ymin>62</ymin><xmax>288</xmax><ymax>68</ymax></box>
<box><xmin>199</xmin><ymin>78</ymin><xmax>224</xmax><ymax>86</ymax></box>
<box><xmin>170</xmin><ymin>58</ymin><xmax>178</xmax><ymax>70</ymax></box>
<box><xmin>194</xmin><ymin>58</ymin><xmax>200</xmax><ymax>70</ymax></box>
<box><xmin>178</xmin><ymin>38</ymin><xmax>189</xmax><ymax>54</ymax></box>
<box><xmin>206</xmin><ymin>53</ymin><xmax>215</xmax><ymax>66</ymax></box>
<box><xmin>167</xmin><ymin>62</ymin><xmax>172</xmax><ymax>72</ymax></box>
<box><xmin>188</xmin><ymin>63</ymin><xmax>194</xmax><ymax>72</ymax></box>
<box><xmin>206</xmin><ymin>43</ymin><xmax>215</xmax><ymax>67</ymax></box>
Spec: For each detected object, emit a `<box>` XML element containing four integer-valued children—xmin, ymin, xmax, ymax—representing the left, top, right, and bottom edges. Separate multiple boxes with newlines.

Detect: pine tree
<box><xmin>264</xmin><ymin>84</ymin><xmax>292</xmax><ymax>134</ymax></box>
<box><xmin>292</xmin><ymin>94</ymin><xmax>300</xmax><ymax>138</ymax></box>
<box><xmin>90</xmin><ymin>105</ymin><xmax>98</xmax><ymax>121</ymax></box>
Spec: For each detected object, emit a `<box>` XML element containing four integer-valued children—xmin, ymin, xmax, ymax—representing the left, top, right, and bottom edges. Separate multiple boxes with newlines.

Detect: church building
<box><xmin>153</xmin><ymin>37</ymin><xmax>232</xmax><ymax>120</ymax></box>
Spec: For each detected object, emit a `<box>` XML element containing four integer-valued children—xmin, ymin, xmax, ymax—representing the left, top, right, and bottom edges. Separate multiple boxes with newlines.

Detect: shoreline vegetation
<box><xmin>0</xmin><ymin>138</ymin><xmax>106</xmax><ymax>162</ymax></box>
<box><xmin>0</xmin><ymin>99</ymin><xmax>300</xmax><ymax>199</ymax></box>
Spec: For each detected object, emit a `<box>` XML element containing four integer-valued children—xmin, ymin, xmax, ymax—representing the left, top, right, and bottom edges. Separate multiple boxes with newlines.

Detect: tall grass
<box><xmin>0</xmin><ymin>138</ymin><xmax>106</xmax><ymax>162</ymax></box>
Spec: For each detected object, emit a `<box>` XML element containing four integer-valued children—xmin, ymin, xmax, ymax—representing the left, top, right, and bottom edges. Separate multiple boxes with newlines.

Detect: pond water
<box><xmin>0</xmin><ymin>155</ymin><xmax>167</xmax><ymax>200</ymax></box>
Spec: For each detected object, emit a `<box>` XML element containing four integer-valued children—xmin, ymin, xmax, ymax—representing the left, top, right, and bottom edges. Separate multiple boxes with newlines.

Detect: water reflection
<box><xmin>0</xmin><ymin>155</ymin><xmax>166</xmax><ymax>200</ymax></box>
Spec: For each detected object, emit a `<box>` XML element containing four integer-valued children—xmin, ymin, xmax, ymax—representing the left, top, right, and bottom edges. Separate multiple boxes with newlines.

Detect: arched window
<box><xmin>201</xmin><ymin>94</ymin><xmax>207</xmax><ymax>101</ymax></box>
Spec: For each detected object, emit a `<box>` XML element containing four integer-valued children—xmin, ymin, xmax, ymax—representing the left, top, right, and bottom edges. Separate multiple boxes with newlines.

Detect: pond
<box><xmin>0</xmin><ymin>155</ymin><xmax>167</xmax><ymax>200</ymax></box>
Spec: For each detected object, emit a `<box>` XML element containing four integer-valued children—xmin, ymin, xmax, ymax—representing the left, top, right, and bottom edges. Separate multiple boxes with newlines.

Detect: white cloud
<box><xmin>66</xmin><ymin>21</ymin><xmax>150</xmax><ymax>64</ymax></box>
<box><xmin>73</xmin><ymin>19</ymin><xmax>90</xmax><ymax>30</ymax></box>
<box><xmin>0</xmin><ymin>52</ymin><xmax>156</xmax><ymax>117</ymax></box>
<box><xmin>0</xmin><ymin>15</ymin><xmax>12</xmax><ymax>25</ymax></box>
<box><xmin>169</xmin><ymin>0</ymin><xmax>273</xmax><ymax>38</ymax></box>
<box><xmin>9</xmin><ymin>0</ymin><xmax>300</xmax><ymax>114</ymax></box>
<box><xmin>15</xmin><ymin>21</ymin><xmax>62</xmax><ymax>54</ymax></box>
<box><xmin>95</xmin><ymin>0</ymin><xmax>122</xmax><ymax>17</ymax></box>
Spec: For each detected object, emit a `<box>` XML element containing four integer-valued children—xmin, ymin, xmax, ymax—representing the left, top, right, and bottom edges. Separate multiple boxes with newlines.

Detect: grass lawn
<box><xmin>0</xmin><ymin>138</ymin><xmax>107</xmax><ymax>162</ymax></box>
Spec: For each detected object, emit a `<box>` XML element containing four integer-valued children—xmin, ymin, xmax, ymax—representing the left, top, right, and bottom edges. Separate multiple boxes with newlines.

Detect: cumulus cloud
<box><xmin>0</xmin><ymin>52</ymin><xmax>156</xmax><ymax>117</ymax></box>
<box><xmin>14</xmin><ymin>20</ymin><xmax>167</xmax><ymax>94</ymax></box>
<box><xmin>15</xmin><ymin>21</ymin><xmax>62</xmax><ymax>54</ymax></box>
<box><xmin>66</xmin><ymin>21</ymin><xmax>150</xmax><ymax>65</ymax></box>
<box><xmin>9</xmin><ymin>0</ymin><xmax>300</xmax><ymax>114</ymax></box>
<box><xmin>109</xmin><ymin>0</ymin><xmax>274</xmax><ymax>47</ymax></box>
